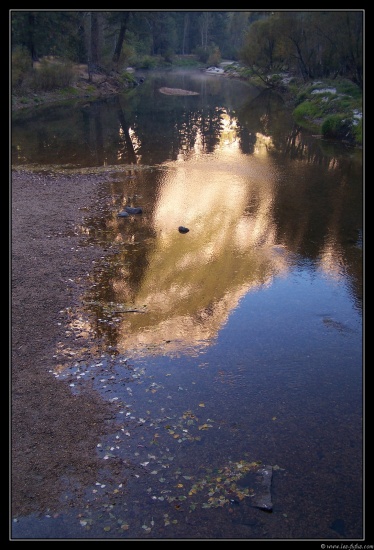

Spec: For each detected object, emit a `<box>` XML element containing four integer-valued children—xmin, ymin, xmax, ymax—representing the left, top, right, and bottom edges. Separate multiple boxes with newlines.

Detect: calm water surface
<box><xmin>11</xmin><ymin>70</ymin><xmax>363</xmax><ymax>540</ymax></box>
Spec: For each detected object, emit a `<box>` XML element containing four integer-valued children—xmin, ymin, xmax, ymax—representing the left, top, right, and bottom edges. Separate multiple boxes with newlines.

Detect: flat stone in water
<box><xmin>125</xmin><ymin>206</ymin><xmax>143</xmax><ymax>214</ymax></box>
<box><xmin>238</xmin><ymin>465</ymin><xmax>273</xmax><ymax>512</ymax></box>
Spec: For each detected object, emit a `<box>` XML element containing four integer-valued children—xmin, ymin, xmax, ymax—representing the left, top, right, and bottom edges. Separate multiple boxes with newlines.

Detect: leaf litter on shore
<box><xmin>50</xmin><ymin>349</ymin><xmax>280</xmax><ymax>536</ymax></box>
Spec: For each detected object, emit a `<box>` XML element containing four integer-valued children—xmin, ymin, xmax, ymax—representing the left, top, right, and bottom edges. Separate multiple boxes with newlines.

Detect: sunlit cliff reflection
<box><xmin>318</xmin><ymin>234</ymin><xmax>345</xmax><ymax>282</ymax></box>
<box><xmin>111</xmin><ymin>149</ymin><xmax>289</xmax><ymax>358</ymax></box>
<box><xmin>12</xmin><ymin>70</ymin><xmax>362</xmax><ymax>369</ymax></box>
<box><xmin>50</xmin><ymin>107</ymin><xmax>361</xmax><ymax>363</ymax></box>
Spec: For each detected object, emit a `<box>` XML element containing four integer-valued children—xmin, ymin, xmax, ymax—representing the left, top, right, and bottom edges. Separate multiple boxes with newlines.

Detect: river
<box><xmin>11</xmin><ymin>69</ymin><xmax>363</xmax><ymax>540</ymax></box>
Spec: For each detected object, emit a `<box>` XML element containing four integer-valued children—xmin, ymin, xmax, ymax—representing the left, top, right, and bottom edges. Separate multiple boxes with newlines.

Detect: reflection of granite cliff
<box><xmin>114</xmin><ymin>153</ymin><xmax>288</xmax><ymax>357</ymax></box>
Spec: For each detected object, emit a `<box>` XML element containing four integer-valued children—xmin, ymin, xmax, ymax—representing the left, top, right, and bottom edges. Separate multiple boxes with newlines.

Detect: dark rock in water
<box><xmin>117</xmin><ymin>211</ymin><xmax>130</xmax><ymax>218</ymax></box>
<box><xmin>322</xmin><ymin>316</ymin><xmax>354</xmax><ymax>334</ymax></box>
<box><xmin>178</xmin><ymin>226</ymin><xmax>189</xmax><ymax>233</ymax></box>
<box><xmin>125</xmin><ymin>206</ymin><xmax>143</xmax><ymax>215</ymax></box>
<box><xmin>237</xmin><ymin>465</ymin><xmax>273</xmax><ymax>512</ymax></box>
<box><xmin>330</xmin><ymin>518</ymin><xmax>346</xmax><ymax>536</ymax></box>
<box><xmin>251</xmin><ymin>465</ymin><xmax>273</xmax><ymax>511</ymax></box>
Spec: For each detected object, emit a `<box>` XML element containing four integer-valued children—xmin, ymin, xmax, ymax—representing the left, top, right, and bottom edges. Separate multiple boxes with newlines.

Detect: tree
<box><xmin>240</xmin><ymin>10</ymin><xmax>363</xmax><ymax>86</ymax></box>
<box><xmin>110</xmin><ymin>11</ymin><xmax>131</xmax><ymax>66</ymax></box>
<box><xmin>333</xmin><ymin>11</ymin><xmax>363</xmax><ymax>87</ymax></box>
<box><xmin>90</xmin><ymin>11</ymin><xmax>100</xmax><ymax>67</ymax></box>
<box><xmin>11</xmin><ymin>10</ymin><xmax>86</xmax><ymax>63</ymax></box>
<box><xmin>239</xmin><ymin>15</ymin><xmax>283</xmax><ymax>85</ymax></box>
<box><xmin>199</xmin><ymin>12</ymin><xmax>212</xmax><ymax>51</ymax></box>
<box><xmin>147</xmin><ymin>12</ymin><xmax>178</xmax><ymax>58</ymax></box>
<box><xmin>226</xmin><ymin>11</ymin><xmax>252</xmax><ymax>59</ymax></box>
<box><xmin>182</xmin><ymin>12</ymin><xmax>190</xmax><ymax>55</ymax></box>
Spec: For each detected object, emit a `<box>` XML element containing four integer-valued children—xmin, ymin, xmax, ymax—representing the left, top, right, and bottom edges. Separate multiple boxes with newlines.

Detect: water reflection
<box><xmin>76</xmin><ymin>145</ymin><xmax>361</xmax><ymax>360</ymax></box>
<box><xmin>12</xmin><ymin>70</ymin><xmax>363</xmax><ymax>356</ymax></box>
<box><xmin>111</xmin><ymin>151</ymin><xmax>287</xmax><ymax>357</ymax></box>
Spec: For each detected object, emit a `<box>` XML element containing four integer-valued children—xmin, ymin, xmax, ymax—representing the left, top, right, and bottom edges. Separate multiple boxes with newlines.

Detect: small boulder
<box><xmin>178</xmin><ymin>226</ymin><xmax>189</xmax><ymax>233</ymax></box>
<box><xmin>125</xmin><ymin>206</ymin><xmax>143</xmax><ymax>215</ymax></box>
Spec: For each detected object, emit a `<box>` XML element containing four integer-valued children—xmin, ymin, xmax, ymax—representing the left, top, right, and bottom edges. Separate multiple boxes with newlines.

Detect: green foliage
<box><xmin>290</xmin><ymin>85</ymin><xmax>307</xmax><ymax>104</ymax></box>
<box><xmin>193</xmin><ymin>46</ymin><xmax>210</xmax><ymax>64</ymax></box>
<box><xmin>321</xmin><ymin>115</ymin><xmax>351</xmax><ymax>140</ymax></box>
<box><xmin>207</xmin><ymin>46</ymin><xmax>221</xmax><ymax>67</ymax></box>
<box><xmin>293</xmin><ymin>102</ymin><xmax>322</xmax><ymax>130</ymax></box>
<box><xmin>11</xmin><ymin>11</ymin><xmax>363</xmax><ymax>88</ymax></box>
<box><xmin>163</xmin><ymin>49</ymin><xmax>175</xmax><ymax>64</ymax></box>
<box><xmin>337</xmin><ymin>80</ymin><xmax>362</xmax><ymax>100</ymax></box>
<box><xmin>30</xmin><ymin>59</ymin><xmax>75</xmax><ymax>92</ymax></box>
<box><xmin>11</xmin><ymin>11</ymin><xmax>86</xmax><ymax>62</ymax></box>
<box><xmin>193</xmin><ymin>44</ymin><xmax>222</xmax><ymax>66</ymax></box>
<box><xmin>172</xmin><ymin>56</ymin><xmax>201</xmax><ymax>67</ymax></box>
<box><xmin>239</xmin><ymin>67</ymin><xmax>255</xmax><ymax>79</ymax></box>
<box><xmin>11</xmin><ymin>46</ymin><xmax>33</xmax><ymax>89</ymax></box>
<box><xmin>120</xmin><ymin>44</ymin><xmax>138</xmax><ymax>67</ymax></box>
<box><xmin>320</xmin><ymin>113</ymin><xmax>362</xmax><ymax>145</ymax></box>
<box><xmin>119</xmin><ymin>71</ymin><xmax>138</xmax><ymax>86</ymax></box>
<box><xmin>268</xmin><ymin>73</ymin><xmax>282</xmax><ymax>85</ymax></box>
<box><xmin>292</xmin><ymin>77</ymin><xmax>362</xmax><ymax>145</ymax></box>
<box><xmin>239</xmin><ymin>11</ymin><xmax>362</xmax><ymax>88</ymax></box>
<box><xmin>133</xmin><ymin>55</ymin><xmax>159</xmax><ymax>69</ymax></box>
<box><xmin>352</xmin><ymin>118</ymin><xmax>363</xmax><ymax>145</ymax></box>
<box><xmin>11</xmin><ymin>10</ymin><xmax>363</xmax><ymax>148</ymax></box>
<box><xmin>58</xmin><ymin>86</ymin><xmax>79</xmax><ymax>96</ymax></box>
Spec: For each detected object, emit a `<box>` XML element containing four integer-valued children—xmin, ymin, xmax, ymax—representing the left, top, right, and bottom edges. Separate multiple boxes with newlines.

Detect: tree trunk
<box><xmin>182</xmin><ymin>13</ymin><xmax>189</xmax><ymax>55</ymax></box>
<box><xmin>112</xmin><ymin>13</ymin><xmax>130</xmax><ymax>66</ymax></box>
<box><xmin>27</xmin><ymin>12</ymin><xmax>38</xmax><ymax>63</ymax></box>
<box><xmin>91</xmin><ymin>12</ymin><xmax>99</xmax><ymax>68</ymax></box>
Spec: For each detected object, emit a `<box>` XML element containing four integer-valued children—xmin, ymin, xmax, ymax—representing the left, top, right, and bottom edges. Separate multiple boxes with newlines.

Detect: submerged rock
<box><xmin>251</xmin><ymin>465</ymin><xmax>273</xmax><ymax>511</ymax></box>
<box><xmin>178</xmin><ymin>226</ymin><xmax>189</xmax><ymax>233</ymax></box>
<box><xmin>238</xmin><ymin>465</ymin><xmax>273</xmax><ymax>512</ymax></box>
<box><xmin>125</xmin><ymin>206</ymin><xmax>143</xmax><ymax>214</ymax></box>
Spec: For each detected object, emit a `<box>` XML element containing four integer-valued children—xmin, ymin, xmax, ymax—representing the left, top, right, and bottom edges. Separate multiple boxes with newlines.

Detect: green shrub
<box><xmin>193</xmin><ymin>46</ymin><xmax>209</xmax><ymax>64</ymax></box>
<box><xmin>336</xmin><ymin>79</ymin><xmax>361</xmax><ymax>100</ymax></box>
<box><xmin>268</xmin><ymin>74</ymin><xmax>282</xmax><ymax>85</ymax></box>
<box><xmin>293</xmin><ymin>101</ymin><xmax>321</xmax><ymax>125</ymax></box>
<box><xmin>30</xmin><ymin>59</ymin><xmax>75</xmax><ymax>91</ymax></box>
<box><xmin>207</xmin><ymin>46</ymin><xmax>221</xmax><ymax>67</ymax></box>
<box><xmin>321</xmin><ymin>115</ymin><xmax>351</xmax><ymax>140</ymax></box>
<box><xmin>163</xmin><ymin>49</ymin><xmax>174</xmax><ymax>64</ymax></box>
<box><xmin>120</xmin><ymin>71</ymin><xmax>138</xmax><ymax>86</ymax></box>
<box><xmin>172</xmin><ymin>55</ymin><xmax>200</xmax><ymax>67</ymax></box>
<box><xmin>352</xmin><ymin>118</ymin><xmax>362</xmax><ymax>145</ymax></box>
<box><xmin>58</xmin><ymin>86</ymin><xmax>79</xmax><ymax>96</ymax></box>
<box><xmin>11</xmin><ymin>46</ymin><xmax>33</xmax><ymax>90</ymax></box>
<box><xmin>134</xmin><ymin>55</ymin><xmax>158</xmax><ymax>69</ymax></box>
<box><xmin>121</xmin><ymin>44</ymin><xmax>137</xmax><ymax>67</ymax></box>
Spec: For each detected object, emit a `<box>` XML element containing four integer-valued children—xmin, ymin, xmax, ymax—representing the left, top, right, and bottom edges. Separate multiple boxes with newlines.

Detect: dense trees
<box><xmin>11</xmin><ymin>11</ymin><xmax>86</xmax><ymax>62</ymax></box>
<box><xmin>240</xmin><ymin>11</ymin><xmax>363</xmax><ymax>88</ymax></box>
<box><xmin>11</xmin><ymin>10</ymin><xmax>363</xmax><ymax>87</ymax></box>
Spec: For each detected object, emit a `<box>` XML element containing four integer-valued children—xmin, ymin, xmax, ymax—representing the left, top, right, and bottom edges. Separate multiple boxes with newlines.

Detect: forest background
<box><xmin>11</xmin><ymin>10</ymin><xmax>363</xmax><ymax>145</ymax></box>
